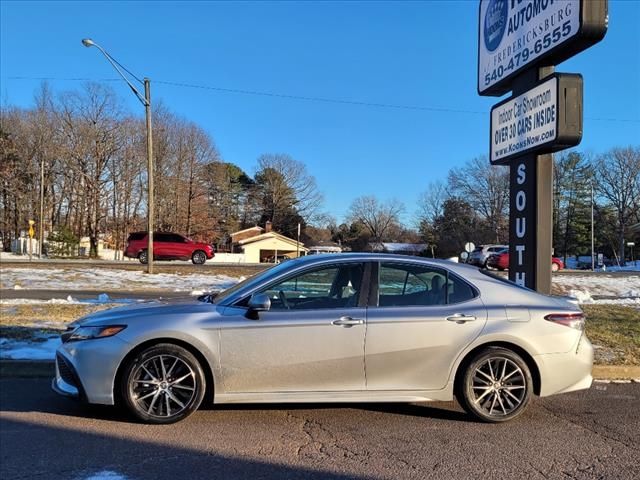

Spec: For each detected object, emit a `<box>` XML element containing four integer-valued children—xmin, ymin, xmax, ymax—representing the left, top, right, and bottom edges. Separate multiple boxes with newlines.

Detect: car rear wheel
<box><xmin>458</xmin><ymin>347</ymin><xmax>533</xmax><ymax>423</ymax></box>
<box><xmin>551</xmin><ymin>262</ymin><xmax>559</xmax><ymax>272</ymax></box>
<box><xmin>138</xmin><ymin>250</ymin><xmax>148</xmax><ymax>264</ymax></box>
<box><xmin>121</xmin><ymin>344</ymin><xmax>206</xmax><ymax>424</ymax></box>
<box><xmin>192</xmin><ymin>250</ymin><xmax>206</xmax><ymax>265</ymax></box>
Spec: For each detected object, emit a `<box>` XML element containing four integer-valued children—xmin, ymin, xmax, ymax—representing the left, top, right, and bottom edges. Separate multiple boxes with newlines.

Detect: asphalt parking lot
<box><xmin>1</xmin><ymin>379</ymin><xmax>638</xmax><ymax>480</ymax></box>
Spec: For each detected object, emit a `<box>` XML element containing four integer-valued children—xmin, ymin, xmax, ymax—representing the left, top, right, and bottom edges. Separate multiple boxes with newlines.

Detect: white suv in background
<box><xmin>467</xmin><ymin>245</ymin><xmax>508</xmax><ymax>268</ymax></box>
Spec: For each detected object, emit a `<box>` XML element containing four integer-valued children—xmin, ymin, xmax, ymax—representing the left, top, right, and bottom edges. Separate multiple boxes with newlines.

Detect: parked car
<box><xmin>124</xmin><ymin>232</ymin><xmax>214</xmax><ymax>264</ymax></box>
<box><xmin>487</xmin><ymin>252</ymin><xmax>565</xmax><ymax>272</ymax></box>
<box><xmin>53</xmin><ymin>253</ymin><xmax>592</xmax><ymax>424</ymax></box>
<box><xmin>467</xmin><ymin>244</ymin><xmax>508</xmax><ymax>267</ymax></box>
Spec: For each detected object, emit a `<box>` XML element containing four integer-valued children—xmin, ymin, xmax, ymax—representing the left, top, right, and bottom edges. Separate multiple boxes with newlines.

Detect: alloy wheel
<box><xmin>470</xmin><ymin>356</ymin><xmax>526</xmax><ymax>418</ymax></box>
<box><xmin>130</xmin><ymin>354</ymin><xmax>197</xmax><ymax>419</ymax></box>
<box><xmin>192</xmin><ymin>251</ymin><xmax>206</xmax><ymax>264</ymax></box>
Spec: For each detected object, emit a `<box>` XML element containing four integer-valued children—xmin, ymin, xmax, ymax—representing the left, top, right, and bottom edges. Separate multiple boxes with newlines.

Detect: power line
<box><xmin>3</xmin><ymin>75</ymin><xmax>640</xmax><ymax>123</ymax></box>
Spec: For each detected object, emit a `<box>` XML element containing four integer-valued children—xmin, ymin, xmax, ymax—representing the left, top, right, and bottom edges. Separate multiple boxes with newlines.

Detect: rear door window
<box><xmin>377</xmin><ymin>263</ymin><xmax>477</xmax><ymax>307</ymax></box>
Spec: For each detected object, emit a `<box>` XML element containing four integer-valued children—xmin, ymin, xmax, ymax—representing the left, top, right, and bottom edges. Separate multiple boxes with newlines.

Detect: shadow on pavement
<box><xmin>1</xmin><ymin>377</ymin><xmax>470</xmax><ymax>424</ymax></box>
<box><xmin>0</xmin><ymin>415</ymin><xmax>371</xmax><ymax>480</ymax></box>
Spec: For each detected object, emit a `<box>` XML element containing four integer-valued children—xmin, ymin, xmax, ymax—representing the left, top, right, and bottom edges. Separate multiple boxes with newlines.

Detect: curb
<box><xmin>1</xmin><ymin>360</ymin><xmax>640</xmax><ymax>381</ymax></box>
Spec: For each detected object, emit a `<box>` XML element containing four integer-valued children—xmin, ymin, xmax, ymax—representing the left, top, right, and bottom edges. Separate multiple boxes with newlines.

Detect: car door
<box><xmin>168</xmin><ymin>233</ymin><xmax>190</xmax><ymax>259</ymax></box>
<box><xmin>365</xmin><ymin>262</ymin><xmax>487</xmax><ymax>391</ymax></box>
<box><xmin>153</xmin><ymin>233</ymin><xmax>170</xmax><ymax>259</ymax></box>
<box><xmin>218</xmin><ymin>262</ymin><xmax>369</xmax><ymax>393</ymax></box>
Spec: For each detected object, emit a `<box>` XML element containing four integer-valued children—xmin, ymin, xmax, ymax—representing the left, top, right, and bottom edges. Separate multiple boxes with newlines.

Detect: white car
<box><xmin>467</xmin><ymin>245</ymin><xmax>508</xmax><ymax>268</ymax></box>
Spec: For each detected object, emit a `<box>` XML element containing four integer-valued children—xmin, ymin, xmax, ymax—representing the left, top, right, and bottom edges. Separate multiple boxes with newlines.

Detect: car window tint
<box><xmin>127</xmin><ymin>232</ymin><xmax>145</xmax><ymax>241</ymax></box>
<box><xmin>446</xmin><ymin>274</ymin><xmax>477</xmax><ymax>304</ymax></box>
<box><xmin>378</xmin><ymin>263</ymin><xmax>446</xmax><ymax>307</ymax></box>
<box><xmin>169</xmin><ymin>234</ymin><xmax>185</xmax><ymax>243</ymax></box>
<box><xmin>154</xmin><ymin>233</ymin><xmax>170</xmax><ymax>242</ymax></box>
<box><xmin>260</xmin><ymin>263</ymin><xmax>364</xmax><ymax>310</ymax></box>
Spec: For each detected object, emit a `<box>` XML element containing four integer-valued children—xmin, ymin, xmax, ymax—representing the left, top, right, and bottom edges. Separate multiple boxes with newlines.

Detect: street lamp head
<box><xmin>81</xmin><ymin>38</ymin><xmax>95</xmax><ymax>48</ymax></box>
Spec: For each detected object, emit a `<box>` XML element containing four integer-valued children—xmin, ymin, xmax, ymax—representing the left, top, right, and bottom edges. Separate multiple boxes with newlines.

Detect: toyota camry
<box><xmin>53</xmin><ymin>253</ymin><xmax>593</xmax><ymax>424</ymax></box>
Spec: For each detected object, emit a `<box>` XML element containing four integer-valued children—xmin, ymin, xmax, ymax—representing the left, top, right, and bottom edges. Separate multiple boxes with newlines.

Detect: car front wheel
<box><xmin>121</xmin><ymin>344</ymin><xmax>206</xmax><ymax>424</ymax></box>
<box><xmin>458</xmin><ymin>347</ymin><xmax>533</xmax><ymax>423</ymax></box>
<box><xmin>192</xmin><ymin>250</ymin><xmax>206</xmax><ymax>265</ymax></box>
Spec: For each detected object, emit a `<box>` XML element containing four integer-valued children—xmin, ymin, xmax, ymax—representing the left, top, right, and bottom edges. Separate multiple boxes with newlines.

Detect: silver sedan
<box><xmin>53</xmin><ymin>253</ymin><xmax>593</xmax><ymax>424</ymax></box>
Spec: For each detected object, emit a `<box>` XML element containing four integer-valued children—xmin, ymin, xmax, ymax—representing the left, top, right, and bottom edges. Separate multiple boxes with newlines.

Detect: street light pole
<box><xmin>82</xmin><ymin>38</ymin><xmax>154</xmax><ymax>273</ymax></box>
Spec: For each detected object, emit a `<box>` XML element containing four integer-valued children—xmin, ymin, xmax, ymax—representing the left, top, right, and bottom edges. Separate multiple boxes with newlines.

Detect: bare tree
<box><xmin>594</xmin><ymin>146</ymin><xmax>640</xmax><ymax>264</ymax></box>
<box><xmin>448</xmin><ymin>156</ymin><xmax>509</xmax><ymax>242</ymax></box>
<box><xmin>416</xmin><ymin>180</ymin><xmax>449</xmax><ymax>226</ymax></box>
<box><xmin>56</xmin><ymin>83</ymin><xmax>124</xmax><ymax>257</ymax></box>
<box><xmin>347</xmin><ymin>195</ymin><xmax>405</xmax><ymax>244</ymax></box>
<box><xmin>255</xmin><ymin>153</ymin><xmax>323</xmax><ymax>227</ymax></box>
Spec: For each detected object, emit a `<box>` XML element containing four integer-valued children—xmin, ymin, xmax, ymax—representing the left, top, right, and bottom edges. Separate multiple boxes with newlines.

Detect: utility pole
<box><xmin>145</xmin><ymin>78</ymin><xmax>154</xmax><ymax>274</ymax></box>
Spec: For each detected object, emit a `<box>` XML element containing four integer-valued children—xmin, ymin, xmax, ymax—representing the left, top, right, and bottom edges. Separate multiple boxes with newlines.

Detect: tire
<box><xmin>191</xmin><ymin>250</ymin><xmax>206</xmax><ymax>265</ymax></box>
<box><xmin>138</xmin><ymin>250</ymin><xmax>148</xmax><ymax>264</ymax></box>
<box><xmin>457</xmin><ymin>347</ymin><xmax>533</xmax><ymax>423</ymax></box>
<box><xmin>120</xmin><ymin>343</ymin><xmax>206</xmax><ymax>424</ymax></box>
<box><xmin>551</xmin><ymin>262</ymin><xmax>559</xmax><ymax>272</ymax></box>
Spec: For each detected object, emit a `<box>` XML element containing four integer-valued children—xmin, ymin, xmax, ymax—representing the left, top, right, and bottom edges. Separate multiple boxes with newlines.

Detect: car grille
<box><xmin>56</xmin><ymin>354</ymin><xmax>77</xmax><ymax>387</ymax></box>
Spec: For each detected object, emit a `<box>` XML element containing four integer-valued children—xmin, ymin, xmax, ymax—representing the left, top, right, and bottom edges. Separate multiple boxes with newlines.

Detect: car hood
<box><xmin>70</xmin><ymin>299</ymin><xmax>217</xmax><ymax>328</ymax></box>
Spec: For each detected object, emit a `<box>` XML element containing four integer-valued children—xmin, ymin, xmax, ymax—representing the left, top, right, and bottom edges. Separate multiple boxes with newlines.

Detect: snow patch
<box><xmin>568</xmin><ymin>290</ymin><xmax>593</xmax><ymax>303</ymax></box>
<box><xmin>0</xmin><ymin>336</ymin><xmax>60</xmax><ymax>360</ymax></box>
<box><xmin>0</xmin><ymin>267</ymin><xmax>238</xmax><ymax>292</ymax></box>
<box><xmin>74</xmin><ymin>471</ymin><xmax>129</xmax><ymax>480</ymax></box>
<box><xmin>0</xmin><ymin>294</ymin><xmax>142</xmax><ymax>305</ymax></box>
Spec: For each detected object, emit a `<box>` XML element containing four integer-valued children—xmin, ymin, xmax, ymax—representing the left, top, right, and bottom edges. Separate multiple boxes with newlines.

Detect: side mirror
<box><xmin>248</xmin><ymin>293</ymin><xmax>271</xmax><ymax>313</ymax></box>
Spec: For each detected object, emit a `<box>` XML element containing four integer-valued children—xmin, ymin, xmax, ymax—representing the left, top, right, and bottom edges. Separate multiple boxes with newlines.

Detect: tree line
<box><xmin>1</xmin><ymin>82</ymin><xmax>638</xmax><ymax>264</ymax></box>
<box><xmin>0</xmin><ymin>83</ymin><xmax>322</xmax><ymax>257</ymax></box>
<box><xmin>341</xmin><ymin>148</ymin><xmax>640</xmax><ymax>264</ymax></box>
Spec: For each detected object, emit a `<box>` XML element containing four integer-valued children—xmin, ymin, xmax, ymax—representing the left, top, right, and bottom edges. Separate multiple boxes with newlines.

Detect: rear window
<box><xmin>127</xmin><ymin>232</ymin><xmax>146</xmax><ymax>241</ymax></box>
<box><xmin>480</xmin><ymin>270</ymin><xmax>532</xmax><ymax>291</ymax></box>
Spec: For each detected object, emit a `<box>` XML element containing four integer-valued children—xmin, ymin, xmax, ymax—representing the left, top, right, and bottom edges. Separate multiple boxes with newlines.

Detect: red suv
<box><xmin>125</xmin><ymin>232</ymin><xmax>214</xmax><ymax>264</ymax></box>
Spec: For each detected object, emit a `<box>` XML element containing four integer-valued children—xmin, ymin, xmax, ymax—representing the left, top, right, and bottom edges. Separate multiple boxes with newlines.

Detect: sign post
<box><xmin>478</xmin><ymin>0</ymin><xmax>607</xmax><ymax>293</ymax></box>
<box><xmin>28</xmin><ymin>220</ymin><xmax>35</xmax><ymax>262</ymax></box>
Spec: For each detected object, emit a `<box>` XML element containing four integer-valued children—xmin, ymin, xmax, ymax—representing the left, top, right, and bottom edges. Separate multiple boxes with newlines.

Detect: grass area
<box><xmin>583</xmin><ymin>305</ymin><xmax>640</xmax><ymax>365</ymax></box>
<box><xmin>0</xmin><ymin>304</ymin><xmax>113</xmax><ymax>340</ymax></box>
<box><xmin>0</xmin><ymin>304</ymin><xmax>111</xmax><ymax>325</ymax></box>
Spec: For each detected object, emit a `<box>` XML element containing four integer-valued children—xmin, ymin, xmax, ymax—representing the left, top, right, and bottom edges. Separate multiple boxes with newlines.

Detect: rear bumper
<box><xmin>535</xmin><ymin>334</ymin><xmax>594</xmax><ymax>397</ymax></box>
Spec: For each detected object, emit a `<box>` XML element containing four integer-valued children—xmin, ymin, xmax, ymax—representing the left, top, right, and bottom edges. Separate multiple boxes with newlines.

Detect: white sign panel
<box><xmin>491</xmin><ymin>76</ymin><xmax>557</xmax><ymax>163</ymax></box>
<box><xmin>478</xmin><ymin>0</ymin><xmax>581</xmax><ymax>94</ymax></box>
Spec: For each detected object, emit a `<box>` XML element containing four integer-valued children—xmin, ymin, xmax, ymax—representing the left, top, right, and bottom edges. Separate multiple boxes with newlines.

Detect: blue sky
<box><xmin>1</xmin><ymin>1</ymin><xmax>639</xmax><ymax>224</ymax></box>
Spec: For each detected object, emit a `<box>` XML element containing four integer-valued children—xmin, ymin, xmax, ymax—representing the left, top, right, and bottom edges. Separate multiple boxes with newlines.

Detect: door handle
<box><xmin>446</xmin><ymin>313</ymin><xmax>477</xmax><ymax>323</ymax></box>
<box><xmin>332</xmin><ymin>316</ymin><xmax>364</xmax><ymax>327</ymax></box>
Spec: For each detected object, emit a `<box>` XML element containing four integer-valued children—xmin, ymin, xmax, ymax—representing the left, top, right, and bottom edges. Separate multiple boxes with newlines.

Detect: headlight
<box><xmin>65</xmin><ymin>325</ymin><xmax>127</xmax><ymax>342</ymax></box>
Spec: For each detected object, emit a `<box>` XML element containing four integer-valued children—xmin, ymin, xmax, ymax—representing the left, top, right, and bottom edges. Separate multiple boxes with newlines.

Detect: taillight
<box><xmin>544</xmin><ymin>313</ymin><xmax>585</xmax><ymax>330</ymax></box>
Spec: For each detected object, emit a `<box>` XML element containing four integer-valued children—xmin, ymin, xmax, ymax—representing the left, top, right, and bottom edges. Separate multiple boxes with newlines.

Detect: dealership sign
<box><xmin>478</xmin><ymin>0</ymin><xmax>608</xmax><ymax>96</ymax></box>
<box><xmin>490</xmin><ymin>73</ymin><xmax>583</xmax><ymax>164</ymax></box>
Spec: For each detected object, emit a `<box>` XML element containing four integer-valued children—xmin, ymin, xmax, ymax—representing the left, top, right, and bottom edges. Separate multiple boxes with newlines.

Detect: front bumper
<box><xmin>51</xmin><ymin>335</ymin><xmax>131</xmax><ymax>405</ymax></box>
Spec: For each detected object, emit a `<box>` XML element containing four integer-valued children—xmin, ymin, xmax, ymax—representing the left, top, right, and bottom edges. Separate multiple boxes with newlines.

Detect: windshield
<box><xmin>207</xmin><ymin>259</ymin><xmax>302</xmax><ymax>304</ymax></box>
